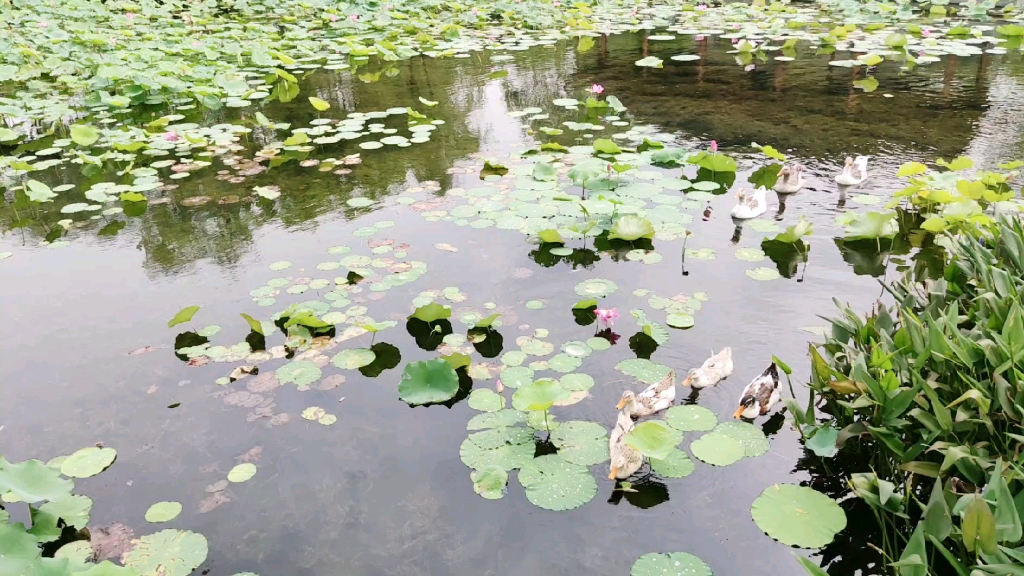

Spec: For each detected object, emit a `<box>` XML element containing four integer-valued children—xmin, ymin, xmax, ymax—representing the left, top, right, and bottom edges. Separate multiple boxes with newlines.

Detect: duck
<box><xmin>834</xmin><ymin>156</ymin><xmax>868</xmax><ymax>186</ymax></box>
<box><xmin>615</xmin><ymin>370</ymin><xmax>676</xmax><ymax>418</ymax></box>
<box><xmin>773</xmin><ymin>165</ymin><xmax>805</xmax><ymax>194</ymax></box>
<box><xmin>730</xmin><ymin>188</ymin><xmax>767</xmax><ymax>219</ymax></box>
<box><xmin>608</xmin><ymin>406</ymin><xmax>643</xmax><ymax>480</ymax></box>
<box><xmin>733</xmin><ymin>362</ymin><xmax>781</xmax><ymax>419</ymax></box>
<box><xmin>682</xmin><ymin>347</ymin><xmax>733</xmax><ymax>389</ymax></box>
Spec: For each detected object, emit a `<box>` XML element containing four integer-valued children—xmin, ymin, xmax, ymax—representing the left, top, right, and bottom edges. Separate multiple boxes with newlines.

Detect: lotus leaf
<box><xmin>145</xmin><ymin>501</ymin><xmax>183</xmax><ymax>523</ymax></box>
<box><xmin>332</xmin><ymin>348</ymin><xmax>376</xmax><ymax>369</ymax></box>
<box><xmin>630</xmin><ymin>552</ymin><xmax>712</xmax><ymax>576</ymax></box>
<box><xmin>459</xmin><ymin>436</ymin><xmax>534</xmax><ymax>470</ymax></box>
<box><xmin>398</xmin><ymin>359</ymin><xmax>460</xmax><ymax>405</ymax></box>
<box><xmin>574</xmin><ymin>278</ymin><xmax>618</xmax><ymax>298</ymax></box>
<box><xmin>276</xmin><ymin>361</ymin><xmax>322</xmax><ymax>387</ymax></box>
<box><xmin>410</xmin><ymin>303</ymin><xmax>451</xmax><ymax>322</ymax></box>
<box><xmin>500</xmin><ymin>351</ymin><xmax>527</xmax><ymax>366</ymax></box>
<box><xmin>844</xmin><ymin>211</ymin><xmax>898</xmax><ymax>240</ymax></box>
<box><xmin>715</xmin><ymin>421</ymin><xmax>769</xmax><ymax>457</ymax></box>
<box><xmin>690</xmin><ymin>432</ymin><xmax>744</xmax><ymax>466</ymax></box>
<box><xmin>520</xmin><ymin>337</ymin><xmax>554</xmax><ymax>356</ymax></box>
<box><xmin>60</xmin><ymin>447</ymin><xmax>117</xmax><ymax>478</ymax></box>
<box><xmin>512</xmin><ymin>379</ymin><xmax>563</xmax><ymax>412</ymax></box>
<box><xmin>227</xmin><ymin>463</ymin><xmax>257</xmax><ymax>483</ymax></box>
<box><xmin>751</xmin><ymin>484</ymin><xmax>847</xmax><ymax>548</ymax></box>
<box><xmin>746</xmin><ymin>267</ymin><xmax>781</xmax><ymax>281</ymax></box>
<box><xmin>518</xmin><ymin>454</ymin><xmax>598</xmax><ymax>511</ymax></box>
<box><xmin>123</xmin><ymin>529</ymin><xmax>208</xmax><ymax>576</ymax></box>
<box><xmin>666</xmin><ymin>314</ymin><xmax>695</xmax><ymax>329</ymax></box>
<box><xmin>650</xmin><ymin>449</ymin><xmax>696</xmax><ymax>478</ymax></box>
<box><xmin>735</xmin><ymin>248</ymin><xmax>766</xmax><ymax>262</ymax></box>
<box><xmin>665</xmin><ymin>405</ymin><xmax>717</xmax><ymax>432</ymax></box>
<box><xmin>499</xmin><ymin>366</ymin><xmax>535</xmax><ymax>388</ymax></box>
<box><xmin>635</xmin><ymin>56</ymin><xmax>664</xmax><ymax>68</ymax></box>
<box><xmin>609</xmin><ymin>216</ymin><xmax>656</xmax><ymax>241</ymax></box>
<box><xmin>468</xmin><ymin>389</ymin><xmax>506</xmax><ymax>412</ymax></box>
<box><xmin>167</xmin><ymin>306</ymin><xmax>200</xmax><ymax>328</ymax></box>
<box><xmin>550</xmin><ymin>421</ymin><xmax>609</xmax><ymax>466</ymax></box>
<box><xmin>624</xmin><ymin>421</ymin><xmax>681</xmax><ymax>460</ymax></box>
<box><xmin>616</xmin><ymin>359</ymin><xmax>672</xmax><ymax>384</ymax></box>
<box><xmin>560</xmin><ymin>373</ymin><xmax>595</xmax><ymax>392</ymax></box>
<box><xmin>587</xmin><ymin>337</ymin><xmax>612</xmax><ymax>351</ymax></box>
<box><xmin>40</xmin><ymin>495</ymin><xmax>92</xmax><ymax>528</ymax></box>
<box><xmin>548</xmin><ymin>354</ymin><xmax>582</xmax><ymax>373</ymax></box>
<box><xmin>467</xmin><ymin>409</ymin><xmax>525</xmax><ymax>431</ymax></box>
<box><xmin>471</xmin><ymin>465</ymin><xmax>508</xmax><ymax>499</ymax></box>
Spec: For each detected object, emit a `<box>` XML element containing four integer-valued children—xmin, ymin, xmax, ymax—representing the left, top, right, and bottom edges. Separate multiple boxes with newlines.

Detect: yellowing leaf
<box><xmin>308</xmin><ymin>97</ymin><xmax>331</xmax><ymax>111</ymax></box>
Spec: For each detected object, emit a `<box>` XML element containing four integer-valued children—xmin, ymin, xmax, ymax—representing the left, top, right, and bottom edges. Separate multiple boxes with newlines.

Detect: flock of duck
<box><xmin>608</xmin><ymin>350</ymin><xmax>782</xmax><ymax>480</ymax></box>
<box><xmin>729</xmin><ymin>156</ymin><xmax>869</xmax><ymax>219</ymax></box>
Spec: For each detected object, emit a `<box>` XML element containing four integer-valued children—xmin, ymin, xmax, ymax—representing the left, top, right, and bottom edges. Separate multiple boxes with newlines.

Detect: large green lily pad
<box><xmin>616</xmin><ymin>359</ymin><xmax>673</xmax><ymax>384</ymax></box>
<box><xmin>650</xmin><ymin>449</ymin><xmax>696</xmax><ymax>478</ymax></box>
<box><xmin>0</xmin><ymin>458</ymin><xmax>73</xmax><ymax>502</ymax></box>
<box><xmin>551</xmin><ymin>421</ymin><xmax>609</xmax><ymax>466</ymax></box>
<box><xmin>122</xmin><ymin>529</ymin><xmax>209</xmax><ymax>576</ymax></box>
<box><xmin>398</xmin><ymin>359</ymin><xmax>460</xmax><ymax>405</ymax></box>
<box><xmin>331</xmin><ymin>348</ymin><xmax>376</xmax><ymax>369</ymax></box>
<box><xmin>715</xmin><ymin>421</ymin><xmax>770</xmax><ymax>457</ymax></box>
<box><xmin>518</xmin><ymin>454</ymin><xmax>598</xmax><ymax>511</ymax></box>
<box><xmin>459</xmin><ymin>434</ymin><xmax>534</xmax><ymax>471</ymax></box>
<box><xmin>665</xmin><ymin>405</ymin><xmax>718</xmax><ymax>432</ymax></box>
<box><xmin>690</xmin><ymin>432</ymin><xmax>745</xmax><ymax>466</ymax></box>
<box><xmin>750</xmin><ymin>484</ymin><xmax>847</xmax><ymax>548</ymax></box>
<box><xmin>631</xmin><ymin>552</ymin><xmax>712</xmax><ymax>576</ymax></box>
<box><xmin>467</xmin><ymin>409</ymin><xmax>525</xmax><ymax>430</ymax></box>
<box><xmin>624</xmin><ymin>421</ymin><xmax>682</xmax><ymax>460</ymax></box>
<box><xmin>512</xmin><ymin>380</ymin><xmax>563</xmax><ymax>412</ymax></box>
<box><xmin>60</xmin><ymin>447</ymin><xmax>117</xmax><ymax>478</ymax></box>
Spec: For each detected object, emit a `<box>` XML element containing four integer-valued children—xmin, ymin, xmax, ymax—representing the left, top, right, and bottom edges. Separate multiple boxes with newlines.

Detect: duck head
<box><xmin>733</xmin><ymin>395</ymin><xmax>756</xmax><ymax>419</ymax></box>
<box><xmin>615</xmin><ymin>390</ymin><xmax>637</xmax><ymax>412</ymax></box>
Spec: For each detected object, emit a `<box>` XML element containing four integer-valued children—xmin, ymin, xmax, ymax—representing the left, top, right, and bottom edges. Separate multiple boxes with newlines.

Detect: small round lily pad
<box><xmin>574</xmin><ymin>278</ymin><xmax>618</xmax><ymax>298</ymax></box>
<box><xmin>650</xmin><ymin>448</ymin><xmax>695</xmax><ymax>478</ymax></box>
<box><xmin>747</xmin><ymin>267</ymin><xmax>781</xmax><ymax>281</ymax></box>
<box><xmin>518</xmin><ymin>454</ymin><xmax>598</xmax><ymax>511</ymax></box>
<box><xmin>689</xmin><ymin>432</ymin><xmax>744</xmax><ymax>466</ymax></box>
<box><xmin>60</xmin><ymin>447</ymin><xmax>117</xmax><ymax>478</ymax></box>
<box><xmin>145</xmin><ymin>501</ymin><xmax>183</xmax><ymax>523</ymax></box>
<box><xmin>331</xmin><ymin>348</ymin><xmax>376</xmax><ymax>369</ymax></box>
<box><xmin>227</xmin><ymin>463</ymin><xmax>257</xmax><ymax>483</ymax></box>
<box><xmin>665</xmin><ymin>405</ymin><xmax>718</xmax><ymax>432</ymax></box>
<box><xmin>631</xmin><ymin>552</ymin><xmax>712</xmax><ymax>576</ymax></box>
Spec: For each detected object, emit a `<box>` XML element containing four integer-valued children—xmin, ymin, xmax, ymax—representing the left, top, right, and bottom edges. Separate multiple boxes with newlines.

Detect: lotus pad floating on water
<box><xmin>145</xmin><ymin>501</ymin><xmax>183</xmax><ymax>523</ymax></box>
<box><xmin>616</xmin><ymin>359</ymin><xmax>673</xmax><ymax>384</ymax></box>
<box><xmin>60</xmin><ymin>447</ymin><xmax>117</xmax><ymax>478</ymax></box>
<box><xmin>466</xmin><ymin>409</ymin><xmax>525</xmax><ymax>431</ymax></box>
<box><xmin>664</xmin><ymin>405</ymin><xmax>717</xmax><ymax>432</ymax></box>
<box><xmin>650</xmin><ymin>449</ymin><xmax>696</xmax><ymax>478</ymax></box>
<box><xmin>517</xmin><ymin>454</ymin><xmax>598</xmax><ymax>511</ymax></box>
<box><xmin>550</xmin><ymin>421</ymin><xmax>609</xmax><ymax>466</ymax></box>
<box><xmin>227</xmin><ymin>463</ymin><xmax>257</xmax><ymax>483</ymax></box>
<box><xmin>630</xmin><ymin>552</ymin><xmax>712</xmax><ymax>576</ymax></box>
<box><xmin>123</xmin><ymin>529</ymin><xmax>208</xmax><ymax>576</ymax></box>
<box><xmin>275</xmin><ymin>361</ymin><xmax>322</xmax><ymax>387</ymax></box>
<box><xmin>331</xmin><ymin>348</ymin><xmax>376</xmax><ymax>369</ymax></box>
<box><xmin>468</xmin><ymin>389</ymin><xmax>505</xmax><ymax>412</ymax></box>
<box><xmin>471</xmin><ymin>465</ymin><xmax>508</xmax><ymax>500</ymax></box>
<box><xmin>715</xmin><ymin>421</ymin><xmax>770</xmax><ymax>457</ymax></box>
<box><xmin>398</xmin><ymin>359</ymin><xmax>460</xmax><ymax>405</ymax></box>
<box><xmin>750</xmin><ymin>484</ymin><xmax>847</xmax><ymax>548</ymax></box>
<box><xmin>574</xmin><ymin>278</ymin><xmax>618</xmax><ymax>298</ymax></box>
<box><xmin>746</xmin><ymin>267</ymin><xmax>781</xmax><ymax>281</ymax></box>
<box><xmin>689</xmin><ymin>432</ymin><xmax>744</xmax><ymax>466</ymax></box>
<box><xmin>459</xmin><ymin>431</ymin><xmax>534</xmax><ymax>471</ymax></box>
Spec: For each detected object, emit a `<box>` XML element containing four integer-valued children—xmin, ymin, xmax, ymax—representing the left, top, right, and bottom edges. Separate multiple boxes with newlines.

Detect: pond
<box><xmin>4</xmin><ymin>2</ymin><xmax>1024</xmax><ymax>575</ymax></box>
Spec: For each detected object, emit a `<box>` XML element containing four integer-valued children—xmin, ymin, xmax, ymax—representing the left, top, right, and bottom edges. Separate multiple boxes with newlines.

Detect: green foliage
<box><xmin>398</xmin><ymin>359</ymin><xmax>460</xmax><ymax>405</ymax></box>
<box><xmin>409</xmin><ymin>302</ymin><xmax>451</xmax><ymax>323</ymax></box>
<box><xmin>795</xmin><ymin>217</ymin><xmax>1024</xmax><ymax>573</ymax></box>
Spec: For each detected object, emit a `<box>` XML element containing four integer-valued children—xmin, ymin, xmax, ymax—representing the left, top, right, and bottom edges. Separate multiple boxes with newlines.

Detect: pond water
<box><xmin>4</xmin><ymin>24</ymin><xmax>1024</xmax><ymax>576</ymax></box>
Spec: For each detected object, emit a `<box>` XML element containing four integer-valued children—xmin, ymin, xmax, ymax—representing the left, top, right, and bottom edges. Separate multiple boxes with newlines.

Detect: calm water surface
<box><xmin>4</xmin><ymin>30</ymin><xmax>1024</xmax><ymax>576</ymax></box>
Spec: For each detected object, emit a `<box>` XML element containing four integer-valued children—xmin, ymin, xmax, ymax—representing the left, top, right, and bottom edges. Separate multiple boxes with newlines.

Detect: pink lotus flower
<box><xmin>164</xmin><ymin>131</ymin><xmax>180</xmax><ymax>142</ymax></box>
<box><xmin>349</xmin><ymin>13</ymin><xmax>359</xmax><ymax>21</ymax></box>
<box><xmin>38</xmin><ymin>21</ymin><xmax>49</xmax><ymax>28</ymax></box>
<box><xmin>590</xmin><ymin>84</ymin><xmax>604</xmax><ymax>95</ymax></box>
<box><xmin>697</xmin><ymin>3</ymin><xmax>708</xmax><ymax>10</ymax></box>
<box><xmin>126</xmin><ymin>12</ymin><xmax>136</xmax><ymax>20</ymax></box>
<box><xmin>387</xmin><ymin>4</ymin><xmax>394</xmax><ymax>9</ymax></box>
<box><xmin>595</xmin><ymin>308</ymin><xmax>618</xmax><ymax>327</ymax></box>
<box><xmin>329</xmin><ymin>14</ymin><xmax>338</xmax><ymax>21</ymax></box>
<box><xmin>472</xmin><ymin>7</ymin><xmax>479</xmax><ymax>14</ymax></box>
<box><xmin>192</xmin><ymin>41</ymin><xmax>202</xmax><ymax>47</ymax></box>
<box><xmin>921</xmin><ymin>29</ymin><xmax>932</xmax><ymax>37</ymax></box>
<box><xmin>731</xmin><ymin>37</ymin><xmax>739</xmax><ymax>44</ymax></box>
<box><xmin>553</xmin><ymin>1</ymin><xmax>561</xmax><ymax>6</ymax></box>
<box><xmin>695</xmin><ymin>34</ymin><xmax>706</xmax><ymax>41</ymax></box>
<box><xmin>710</xmin><ymin>140</ymin><xmax>718</xmax><ymax>152</ymax></box>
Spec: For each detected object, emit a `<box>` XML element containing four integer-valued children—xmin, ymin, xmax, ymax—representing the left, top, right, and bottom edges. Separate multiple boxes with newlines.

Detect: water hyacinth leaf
<box><xmin>168</xmin><ymin>306</ymin><xmax>200</xmax><ymax>328</ymax></box>
<box><xmin>518</xmin><ymin>454</ymin><xmax>598</xmax><ymax>511</ymax></box>
<box><xmin>70</xmin><ymin>124</ymin><xmax>100</xmax><ymax>146</ymax></box>
<box><xmin>665</xmin><ymin>405</ymin><xmax>717</xmax><ymax>432</ymax></box>
<box><xmin>574</xmin><ymin>278</ymin><xmax>617</xmax><ymax>298</ymax></box>
<box><xmin>60</xmin><ymin>447</ymin><xmax>117</xmax><ymax>478</ymax></box>
<box><xmin>0</xmin><ymin>458</ymin><xmax>73</xmax><ymax>502</ymax></box>
<box><xmin>122</xmin><ymin>529</ymin><xmax>208</xmax><ymax>576</ymax></box>
<box><xmin>624</xmin><ymin>421</ymin><xmax>682</xmax><ymax>460</ymax></box>
<box><xmin>410</xmin><ymin>303</ymin><xmax>452</xmax><ymax>322</ymax></box>
<box><xmin>144</xmin><ymin>502</ymin><xmax>183</xmax><ymax>523</ymax></box>
<box><xmin>468</xmin><ymin>389</ymin><xmax>505</xmax><ymax>412</ymax></box>
<box><xmin>398</xmin><ymin>359</ymin><xmax>460</xmax><ymax>405</ymax></box>
<box><xmin>551</xmin><ymin>421</ymin><xmax>609</xmax><ymax>466</ymax></box>
<box><xmin>616</xmin><ymin>359</ymin><xmax>672</xmax><ymax>384</ymax></box>
<box><xmin>511</xmin><ymin>379</ymin><xmax>563</xmax><ymax>412</ymax></box>
<box><xmin>650</xmin><ymin>448</ymin><xmax>696</xmax><ymax>478</ymax></box>
<box><xmin>227</xmin><ymin>463</ymin><xmax>257</xmax><ymax>483</ymax></box>
<box><xmin>471</xmin><ymin>465</ymin><xmax>508</xmax><ymax>499</ymax></box>
<box><xmin>690</xmin><ymin>432</ymin><xmax>744</xmax><ymax>466</ymax></box>
<box><xmin>751</xmin><ymin>484</ymin><xmax>847</xmax><ymax>549</ymax></box>
<box><xmin>631</xmin><ymin>552</ymin><xmax>711</xmax><ymax>576</ymax></box>
<box><xmin>332</xmin><ymin>348</ymin><xmax>376</xmax><ymax>369</ymax></box>
<box><xmin>609</xmin><ymin>216</ymin><xmax>656</xmax><ymax>241</ymax></box>
<box><xmin>805</xmin><ymin>426</ymin><xmax>839</xmax><ymax>458</ymax></box>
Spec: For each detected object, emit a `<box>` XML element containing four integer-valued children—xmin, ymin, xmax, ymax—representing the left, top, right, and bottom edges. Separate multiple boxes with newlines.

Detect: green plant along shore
<box><xmin>793</xmin><ymin>216</ymin><xmax>1024</xmax><ymax>575</ymax></box>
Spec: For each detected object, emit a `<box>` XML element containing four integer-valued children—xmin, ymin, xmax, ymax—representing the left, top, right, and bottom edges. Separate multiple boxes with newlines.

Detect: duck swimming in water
<box><xmin>835</xmin><ymin>156</ymin><xmax>868</xmax><ymax>186</ymax></box>
<box><xmin>730</xmin><ymin>188</ymin><xmax>767</xmax><ymax>219</ymax></box>
<box><xmin>774</xmin><ymin>165</ymin><xmax>805</xmax><ymax>194</ymax></box>
<box><xmin>683</xmin><ymin>348</ymin><xmax>733</xmax><ymax>389</ymax></box>
<box><xmin>733</xmin><ymin>363</ymin><xmax>781</xmax><ymax>419</ymax></box>
<box><xmin>615</xmin><ymin>370</ymin><xmax>676</xmax><ymax>418</ymax></box>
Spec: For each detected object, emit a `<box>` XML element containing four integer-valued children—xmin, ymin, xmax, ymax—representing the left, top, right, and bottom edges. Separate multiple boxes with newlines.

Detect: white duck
<box><xmin>615</xmin><ymin>370</ymin><xmax>676</xmax><ymax>418</ymax></box>
<box><xmin>683</xmin><ymin>347</ymin><xmax>734</xmax><ymax>389</ymax></box>
<box><xmin>730</xmin><ymin>188</ymin><xmax>767</xmax><ymax>219</ymax></box>
<box><xmin>834</xmin><ymin>156</ymin><xmax>868</xmax><ymax>186</ymax></box>
<box><xmin>608</xmin><ymin>405</ymin><xmax>643</xmax><ymax>480</ymax></box>
<box><xmin>773</xmin><ymin>165</ymin><xmax>805</xmax><ymax>194</ymax></box>
<box><xmin>733</xmin><ymin>363</ymin><xmax>781</xmax><ymax>419</ymax></box>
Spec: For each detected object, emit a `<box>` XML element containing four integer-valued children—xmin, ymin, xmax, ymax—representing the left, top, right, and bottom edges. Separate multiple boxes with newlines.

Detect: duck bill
<box><xmin>681</xmin><ymin>375</ymin><xmax>692</xmax><ymax>387</ymax></box>
<box><xmin>615</xmin><ymin>399</ymin><xmax>627</xmax><ymax>410</ymax></box>
<box><xmin>608</xmin><ymin>466</ymin><xmax>619</xmax><ymax>480</ymax></box>
<box><xmin>732</xmin><ymin>406</ymin><xmax>745</xmax><ymax>419</ymax></box>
